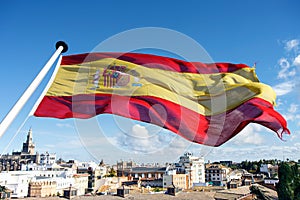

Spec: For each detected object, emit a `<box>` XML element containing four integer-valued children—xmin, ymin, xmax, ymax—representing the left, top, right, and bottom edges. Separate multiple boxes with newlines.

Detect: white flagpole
<box><xmin>28</xmin><ymin>55</ymin><xmax>62</xmax><ymax>116</ymax></box>
<box><xmin>0</xmin><ymin>41</ymin><xmax>68</xmax><ymax>139</ymax></box>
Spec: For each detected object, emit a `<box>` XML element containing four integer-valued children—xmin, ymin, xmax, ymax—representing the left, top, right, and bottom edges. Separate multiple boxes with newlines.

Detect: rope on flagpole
<box><xmin>0</xmin><ymin>41</ymin><xmax>68</xmax><ymax>139</ymax></box>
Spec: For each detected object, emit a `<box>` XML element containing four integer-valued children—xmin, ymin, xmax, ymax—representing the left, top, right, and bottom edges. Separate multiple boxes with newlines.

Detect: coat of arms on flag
<box><xmin>33</xmin><ymin>52</ymin><xmax>290</xmax><ymax>147</ymax></box>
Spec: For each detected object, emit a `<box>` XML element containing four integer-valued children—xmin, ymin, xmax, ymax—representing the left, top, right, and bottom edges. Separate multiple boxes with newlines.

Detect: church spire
<box><xmin>22</xmin><ymin>128</ymin><xmax>35</xmax><ymax>155</ymax></box>
<box><xmin>27</xmin><ymin>127</ymin><xmax>33</xmax><ymax>143</ymax></box>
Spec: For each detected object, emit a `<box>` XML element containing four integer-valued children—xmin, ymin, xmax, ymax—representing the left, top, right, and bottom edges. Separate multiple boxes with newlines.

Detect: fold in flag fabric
<box><xmin>34</xmin><ymin>52</ymin><xmax>290</xmax><ymax>146</ymax></box>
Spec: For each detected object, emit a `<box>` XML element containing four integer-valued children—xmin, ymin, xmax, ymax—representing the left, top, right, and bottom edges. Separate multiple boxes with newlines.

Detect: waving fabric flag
<box><xmin>34</xmin><ymin>52</ymin><xmax>290</xmax><ymax>146</ymax></box>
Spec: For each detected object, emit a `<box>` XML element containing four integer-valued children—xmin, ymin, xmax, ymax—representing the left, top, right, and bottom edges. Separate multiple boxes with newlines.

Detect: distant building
<box><xmin>226</xmin><ymin>169</ymin><xmax>245</xmax><ymax>188</ymax></box>
<box><xmin>29</xmin><ymin>173</ymin><xmax>88</xmax><ymax>197</ymax></box>
<box><xmin>63</xmin><ymin>186</ymin><xmax>78</xmax><ymax>199</ymax></box>
<box><xmin>73</xmin><ymin>174</ymin><xmax>89</xmax><ymax>195</ymax></box>
<box><xmin>77</xmin><ymin>161</ymin><xmax>107</xmax><ymax>192</ymax></box>
<box><xmin>205</xmin><ymin>164</ymin><xmax>230</xmax><ymax>186</ymax></box>
<box><xmin>21</xmin><ymin>128</ymin><xmax>35</xmax><ymax>155</ymax></box>
<box><xmin>0</xmin><ymin>172</ymin><xmax>33</xmax><ymax>198</ymax></box>
<box><xmin>116</xmin><ymin>153</ymin><xmax>206</xmax><ymax>189</ymax></box>
<box><xmin>0</xmin><ymin>128</ymin><xmax>40</xmax><ymax>172</ymax></box>
<box><xmin>117</xmin><ymin>161</ymin><xmax>136</xmax><ymax>176</ymax></box>
<box><xmin>132</xmin><ymin>167</ymin><xmax>166</xmax><ymax>187</ymax></box>
<box><xmin>1</xmin><ymin>168</ymin><xmax>88</xmax><ymax>198</ymax></box>
<box><xmin>260</xmin><ymin>164</ymin><xmax>278</xmax><ymax>178</ymax></box>
<box><xmin>40</xmin><ymin>152</ymin><xmax>56</xmax><ymax>165</ymax></box>
<box><xmin>28</xmin><ymin>180</ymin><xmax>57</xmax><ymax>197</ymax></box>
<box><xmin>0</xmin><ymin>129</ymin><xmax>89</xmax><ymax>198</ymax></box>
<box><xmin>117</xmin><ymin>163</ymin><xmax>166</xmax><ymax>188</ymax></box>
<box><xmin>130</xmin><ymin>167</ymin><xmax>165</xmax><ymax>179</ymax></box>
<box><xmin>163</xmin><ymin>172</ymin><xmax>189</xmax><ymax>189</ymax></box>
<box><xmin>242</xmin><ymin>173</ymin><xmax>264</xmax><ymax>183</ymax></box>
<box><xmin>219</xmin><ymin>161</ymin><xmax>233</xmax><ymax>167</ymax></box>
<box><xmin>177</xmin><ymin>152</ymin><xmax>205</xmax><ymax>187</ymax></box>
<box><xmin>264</xmin><ymin>178</ymin><xmax>279</xmax><ymax>185</ymax></box>
<box><xmin>59</xmin><ymin>160</ymin><xmax>78</xmax><ymax>171</ymax></box>
<box><xmin>117</xmin><ymin>185</ymin><xmax>129</xmax><ymax>198</ymax></box>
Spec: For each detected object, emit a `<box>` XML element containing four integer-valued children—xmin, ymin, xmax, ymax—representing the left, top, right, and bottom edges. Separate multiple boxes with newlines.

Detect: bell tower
<box><xmin>22</xmin><ymin>128</ymin><xmax>35</xmax><ymax>155</ymax></box>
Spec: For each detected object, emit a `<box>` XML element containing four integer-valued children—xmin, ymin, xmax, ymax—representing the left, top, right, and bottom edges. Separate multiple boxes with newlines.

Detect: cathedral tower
<box><xmin>22</xmin><ymin>128</ymin><xmax>35</xmax><ymax>155</ymax></box>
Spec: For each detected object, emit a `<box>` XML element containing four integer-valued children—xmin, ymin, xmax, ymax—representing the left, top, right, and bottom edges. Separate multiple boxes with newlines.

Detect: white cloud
<box><xmin>293</xmin><ymin>55</ymin><xmax>300</xmax><ymax>67</ymax></box>
<box><xmin>56</xmin><ymin>123</ymin><xmax>74</xmax><ymax>129</ymax></box>
<box><xmin>273</xmin><ymin>81</ymin><xmax>295</xmax><ymax>96</ymax></box>
<box><xmin>282</xmin><ymin>113</ymin><xmax>300</xmax><ymax>122</ymax></box>
<box><xmin>107</xmin><ymin>124</ymin><xmax>177</xmax><ymax>154</ymax></box>
<box><xmin>37</xmin><ymin>136</ymin><xmax>85</xmax><ymax>156</ymax></box>
<box><xmin>288</xmin><ymin>103</ymin><xmax>298</xmax><ymax>113</ymax></box>
<box><xmin>131</xmin><ymin>124</ymin><xmax>149</xmax><ymax>138</ymax></box>
<box><xmin>280</xmin><ymin>103</ymin><xmax>300</xmax><ymax>122</ymax></box>
<box><xmin>229</xmin><ymin>123</ymin><xmax>264</xmax><ymax>146</ymax></box>
<box><xmin>277</xmin><ymin>58</ymin><xmax>296</xmax><ymax>79</ymax></box>
<box><xmin>285</xmin><ymin>39</ymin><xmax>299</xmax><ymax>52</ymax></box>
<box><xmin>288</xmin><ymin>131</ymin><xmax>299</xmax><ymax>141</ymax></box>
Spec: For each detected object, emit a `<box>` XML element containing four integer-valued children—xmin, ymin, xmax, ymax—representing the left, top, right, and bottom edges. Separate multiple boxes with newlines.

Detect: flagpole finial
<box><xmin>56</xmin><ymin>41</ymin><xmax>68</xmax><ymax>53</ymax></box>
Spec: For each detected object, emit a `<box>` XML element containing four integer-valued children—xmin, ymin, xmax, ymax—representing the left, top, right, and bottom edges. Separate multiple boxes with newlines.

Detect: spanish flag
<box><xmin>34</xmin><ymin>52</ymin><xmax>290</xmax><ymax>146</ymax></box>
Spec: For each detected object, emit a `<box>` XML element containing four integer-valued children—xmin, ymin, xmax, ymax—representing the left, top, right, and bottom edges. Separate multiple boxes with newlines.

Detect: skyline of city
<box><xmin>0</xmin><ymin>128</ymin><xmax>284</xmax><ymax>199</ymax></box>
<box><xmin>1</xmin><ymin>126</ymin><xmax>298</xmax><ymax>166</ymax></box>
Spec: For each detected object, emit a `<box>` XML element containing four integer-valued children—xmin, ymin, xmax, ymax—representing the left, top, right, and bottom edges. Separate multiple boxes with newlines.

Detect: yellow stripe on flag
<box><xmin>46</xmin><ymin>58</ymin><xmax>276</xmax><ymax>116</ymax></box>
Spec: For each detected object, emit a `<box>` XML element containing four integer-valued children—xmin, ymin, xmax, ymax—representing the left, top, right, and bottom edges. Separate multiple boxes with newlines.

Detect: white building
<box><xmin>264</xmin><ymin>178</ymin><xmax>279</xmax><ymax>185</ymax></box>
<box><xmin>40</xmin><ymin>152</ymin><xmax>56</xmax><ymax>165</ymax></box>
<box><xmin>0</xmin><ymin>172</ymin><xmax>33</xmax><ymax>198</ymax></box>
<box><xmin>0</xmin><ymin>166</ymin><xmax>87</xmax><ymax>197</ymax></box>
<box><xmin>73</xmin><ymin>174</ymin><xmax>89</xmax><ymax>195</ymax></box>
<box><xmin>227</xmin><ymin>169</ymin><xmax>247</xmax><ymax>181</ymax></box>
<box><xmin>77</xmin><ymin>161</ymin><xmax>107</xmax><ymax>192</ymax></box>
<box><xmin>21</xmin><ymin>162</ymin><xmax>76</xmax><ymax>174</ymax></box>
<box><xmin>177</xmin><ymin>152</ymin><xmax>205</xmax><ymax>187</ymax></box>
<box><xmin>260</xmin><ymin>164</ymin><xmax>278</xmax><ymax>178</ymax></box>
<box><xmin>29</xmin><ymin>173</ymin><xmax>88</xmax><ymax>196</ymax></box>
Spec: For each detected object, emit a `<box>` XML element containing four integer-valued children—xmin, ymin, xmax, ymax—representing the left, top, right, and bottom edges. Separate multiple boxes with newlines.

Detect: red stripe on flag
<box><xmin>61</xmin><ymin>53</ymin><xmax>249</xmax><ymax>74</ymax></box>
<box><xmin>34</xmin><ymin>94</ymin><xmax>289</xmax><ymax>146</ymax></box>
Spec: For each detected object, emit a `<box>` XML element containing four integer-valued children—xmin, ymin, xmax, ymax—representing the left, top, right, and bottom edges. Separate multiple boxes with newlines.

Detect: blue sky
<box><xmin>0</xmin><ymin>0</ymin><xmax>300</xmax><ymax>164</ymax></box>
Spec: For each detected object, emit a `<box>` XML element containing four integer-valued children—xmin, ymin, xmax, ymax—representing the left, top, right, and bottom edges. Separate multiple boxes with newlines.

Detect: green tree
<box><xmin>292</xmin><ymin>163</ymin><xmax>300</xmax><ymax>200</ymax></box>
<box><xmin>295</xmin><ymin>185</ymin><xmax>300</xmax><ymax>200</ymax></box>
<box><xmin>0</xmin><ymin>185</ymin><xmax>6</xmax><ymax>192</ymax></box>
<box><xmin>252</xmin><ymin>163</ymin><xmax>258</xmax><ymax>172</ymax></box>
<box><xmin>277</xmin><ymin>162</ymin><xmax>294</xmax><ymax>200</ymax></box>
<box><xmin>107</xmin><ymin>168</ymin><xmax>116</xmax><ymax>177</ymax></box>
<box><xmin>250</xmin><ymin>185</ymin><xmax>270</xmax><ymax>200</ymax></box>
